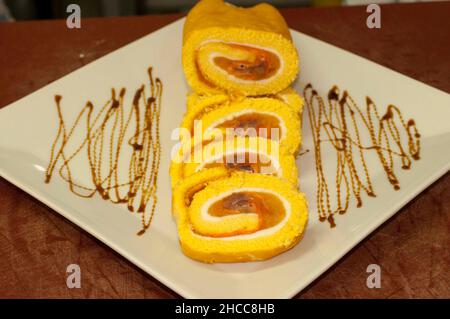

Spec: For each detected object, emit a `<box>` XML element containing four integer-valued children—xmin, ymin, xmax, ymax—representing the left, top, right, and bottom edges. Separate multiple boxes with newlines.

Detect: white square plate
<box><xmin>0</xmin><ymin>18</ymin><xmax>449</xmax><ymax>298</ymax></box>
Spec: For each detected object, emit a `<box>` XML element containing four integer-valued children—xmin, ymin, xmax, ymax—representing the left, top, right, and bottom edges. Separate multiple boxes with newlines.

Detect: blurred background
<box><xmin>0</xmin><ymin>0</ymin><xmax>443</xmax><ymax>21</ymax></box>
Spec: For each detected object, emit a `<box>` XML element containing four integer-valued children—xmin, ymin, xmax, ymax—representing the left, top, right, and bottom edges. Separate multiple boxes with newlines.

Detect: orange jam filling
<box><xmin>185</xmin><ymin>183</ymin><xmax>207</xmax><ymax>206</ymax></box>
<box><xmin>203</xmin><ymin>152</ymin><xmax>272</xmax><ymax>173</ymax></box>
<box><xmin>213</xmin><ymin>44</ymin><xmax>280</xmax><ymax>81</ymax></box>
<box><xmin>218</xmin><ymin>113</ymin><xmax>281</xmax><ymax>139</ymax></box>
<box><xmin>207</xmin><ymin>192</ymin><xmax>285</xmax><ymax>237</ymax></box>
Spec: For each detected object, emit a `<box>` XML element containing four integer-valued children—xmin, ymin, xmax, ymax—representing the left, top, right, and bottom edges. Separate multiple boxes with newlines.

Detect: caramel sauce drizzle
<box><xmin>304</xmin><ymin>83</ymin><xmax>421</xmax><ymax>228</ymax></box>
<box><xmin>45</xmin><ymin>67</ymin><xmax>162</xmax><ymax>235</ymax></box>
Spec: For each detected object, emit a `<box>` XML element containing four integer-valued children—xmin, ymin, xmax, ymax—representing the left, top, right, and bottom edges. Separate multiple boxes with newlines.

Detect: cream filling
<box><xmin>192</xmin><ymin>187</ymin><xmax>291</xmax><ymax>241</ymax></box>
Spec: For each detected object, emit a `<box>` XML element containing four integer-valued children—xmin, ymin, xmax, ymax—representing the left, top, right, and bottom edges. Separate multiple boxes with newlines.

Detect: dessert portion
<box><xmin>185</xmin><ymin>87</ymin><xmax>304</xmax><ymax>115</ymax></box>
<box><xmin>171</xmin><ymin>0</ymin><xmax>308</xmax><ymax>263</ymax></box>
<box><xmin>170</xmin><ymin>136</ymin><xmax>298</xmax><ymax>188</ymax></box>
<box><xmin>182</xmin><ymin>0</ymin><xmax>299</xmax><ymax>95</ymax></box>
<box><xmin>172</xmin><ymin>169</ymin><xmax>308</xmax><ymax>263</ymax></box>
<box><xmin>180</xmin><ymin>94</ymin><xmax>302</xmax><ymax>154</ymax></box>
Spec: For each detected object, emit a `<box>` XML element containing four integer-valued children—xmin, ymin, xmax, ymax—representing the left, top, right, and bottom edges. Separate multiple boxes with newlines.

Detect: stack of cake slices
<box><xmin>170</xmin><ymin>0</ymin><xmax>308</xmax><ymax>263</ymax></box>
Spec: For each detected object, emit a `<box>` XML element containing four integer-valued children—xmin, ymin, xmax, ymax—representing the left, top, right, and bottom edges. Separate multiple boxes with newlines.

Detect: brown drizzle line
<box><xmin>304</xmin><ymin>84</ymin><xmax>421</xmax><ymax>228</ymax></box>
<box><xmin>45</xmin><ymin>67</ymin><xmax>162</xmax><ymax>235</ymax></box>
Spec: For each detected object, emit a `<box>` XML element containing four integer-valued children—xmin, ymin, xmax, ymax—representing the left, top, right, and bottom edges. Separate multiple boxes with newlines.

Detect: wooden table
<box><xmin>0</xmin><ymin>2</ymin><xmax>449</xmax><ymax>298</ymax></box>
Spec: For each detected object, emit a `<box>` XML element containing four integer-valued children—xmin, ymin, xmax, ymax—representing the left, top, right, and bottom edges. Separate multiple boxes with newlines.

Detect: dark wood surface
<box><xmin>0</xmin><ymin>2</ymin><xmax>449</xmax><ymax>298</ymax></box>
